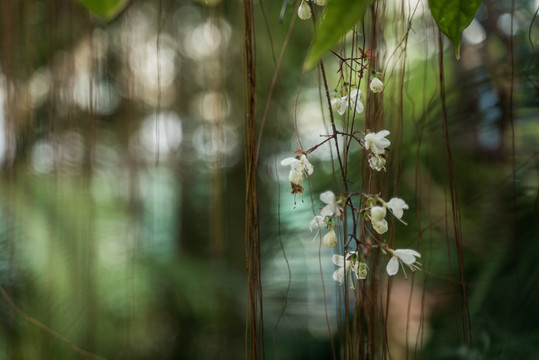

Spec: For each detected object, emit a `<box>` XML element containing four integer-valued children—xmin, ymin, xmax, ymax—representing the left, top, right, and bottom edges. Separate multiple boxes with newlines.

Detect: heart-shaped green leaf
<box><xmin>428</xmin><ymin>0</ymin><xmax>482</xmax><ymax>59</ymax></box>
<box><xmin>305</xmin><ymin>0</ymin><xmax>373</xmax><ymax>69</ymax></box>
<box><xmin>75</xmin><ymin>0</ymin><xmax>130</xmax><ymax>21</ymax></box>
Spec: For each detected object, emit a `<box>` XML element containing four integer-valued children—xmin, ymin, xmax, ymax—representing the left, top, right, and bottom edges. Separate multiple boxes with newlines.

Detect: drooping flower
<box><xmin>331</xmin><ymin>88</ymin><xmax>364</xmax><ymax>116</ymax></box>
<box><xmin>298</xmin><ymin>1</ymin><xmax>311</xmax><ymax>20</ymax></box>
<box><xmin>364</xmin><ymin>130</ymin><xmax>390</xmax><ymax>155</ymax></box>
<box><xmin>332</xmin><ymin>251</ymin><xmax>360</xmax><ymax>283</ymax></box>
<box><xmin>370</xmin><ymin>206</ymin><xmax>388</xmax><ymax>234</ymax></box>
<box><xmin>386</xmin><ymin>197</ymin><xmax>409</xmax><ymax>219</ymax></box>
<box><xmin>386</xmin><ymin>249</ymin><xmax>421</xmax><ymax>276</ymax></box>
<box><xmin>314</xmin><ymin>0</ymin><xmax>327</xmax><ymax>5</ymax></box>
<box><xmin>369</xmin><ymin>78</ymin><xmax>384</xmax><ymax>93</ymax></box>
<box><xmin>368</xmin><ymin>153</ymin><xmax>386</xmax><ymax>171</ymax></box>
<box><xmin>323</xmin><ymin>228</ymin><xmax>338</xmax><ymax>248</ymax></box>
<box><xmin>281</xmin><ymin>154</ymin><xmax>313</xmax><ymax>184</ymax></box>
<box><xmin>320</xmin><ymin>191</ymin><xmax>342</xmax><ymax>218</ymax></box>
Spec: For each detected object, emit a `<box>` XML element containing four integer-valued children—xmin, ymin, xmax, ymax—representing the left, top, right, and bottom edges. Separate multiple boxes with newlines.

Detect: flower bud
<box><xmin>372</xmin><ymin>219</ymin><xmax>388</xmax><ymax>234</ymax></box>
<box><xmin>298</xmin><ymin>1</ymin><xmax>312</xmax><ymax>20</ymax></box>
<box><xmin>357</xmin><ymin>262</ymin><xmax>368</xmax><ymax>279</ymax></box>
<box><xmin>323</xmin><ymin>228</ymin><xmax>338</xmax><ymax>247</ymax></box>
<box><xmin>370</xmin><ymin>206</ymin><xmax>386</xmax><ymax>221</ymax></box>
<box><xmin>368</xmin><ymin>154</ymin><xmax>386</xmax><ymax>171</ymax></box>
<box><xmin>369</xmin><ymin>78</ymin><xmax>384</xmax><ymax>93</ymax></box>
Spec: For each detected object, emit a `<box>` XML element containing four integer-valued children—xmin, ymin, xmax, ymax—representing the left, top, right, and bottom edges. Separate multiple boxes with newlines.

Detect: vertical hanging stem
<box><xmin>243</xmin><ymin>0</ymin><xmax>263</xmax><ymax>359</ymax></box>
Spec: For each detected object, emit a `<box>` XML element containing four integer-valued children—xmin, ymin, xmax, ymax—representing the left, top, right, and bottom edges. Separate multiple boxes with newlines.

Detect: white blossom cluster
<box><xmin>280</xmin><ymin>63</ymin><xmax>420</xmax><ymax>288</ymax></box>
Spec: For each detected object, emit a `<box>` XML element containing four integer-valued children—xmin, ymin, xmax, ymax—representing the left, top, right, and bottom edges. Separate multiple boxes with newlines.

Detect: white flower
<box><xmin>330</xmin><ymin>97</ymin><xmax>347</xmax><ymax>116</ymax></box>
<box><xmin>281</xmin><ymin>154</ymin><xmax>314</xmax><ymax>185</ymax></box>
<box><xmin>332</xmin><ymin>251</ymin><xmax>360</xmax><ymax>283</ymax></box>
<box><xmin>386</xmin><ymin>249</ymin><xmax>421</xmax><ymax>276</ymax></box>
<box><xmin>370</xmin><ymin>206</ymin><xmax>388</xmax><ymax>234</ymax></box>
<box><xmin>368</xmin><ymin>153</ymin><xmax>386</xmax><ymax>171</ymax></box>
<box><xmin>331</xmin><ymin>88</ymin><xmax>364</xmax><ymax>116</ymax></box>
<box><xmin>298</xmin><ymin>1</ymin><xmax>311</xmax><ymax>20</ymax></box>
<box><xmin>386</xmin><ymin>197</ymin><xmax>409</xmax><ymax>219</ymax></box>
<box><xmin>323</xmin><ymin>228</ymin><xmax>338</xmax><ymax>247</ymax></box>
<box><xmin>314</xmin><ymin>0</ymin><xmax>327</xmax><ymax>5</ymax></box>
<box><xmin>364</xmin><ymin>130</ymin><xmax>390</xmax><ymax>155</ymax></box>
<box><xmin>369</xmin><ymin>78</ymin><xmax>384</xmax><ymax>93</ymax></box>
<box><xmin>320</xmin><ymin>191</ymin><xmax>341</xmax><ymax>217</ymax></box>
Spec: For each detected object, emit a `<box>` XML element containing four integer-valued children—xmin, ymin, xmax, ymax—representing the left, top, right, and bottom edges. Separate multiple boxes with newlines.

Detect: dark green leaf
<box><xmin>428</xmin><ymin>0</ymin><xmax>482</xmax><ymax>59</ymax></box>
<box><xmin>75</xmin><ymin>0</ymin><xmax>130</xmax><ymax>21</ymax></box>
<box><xmin>305</xmin><ymin>0</ymin><xmax>373</xmax><ymax>69</ymax></box>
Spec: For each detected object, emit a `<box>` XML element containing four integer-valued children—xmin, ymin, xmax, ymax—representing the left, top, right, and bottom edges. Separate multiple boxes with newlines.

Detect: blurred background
<box><xmin>0</xmin><ymin>0</ymin><xmax>538</xmax><ymax>359</ymax></box>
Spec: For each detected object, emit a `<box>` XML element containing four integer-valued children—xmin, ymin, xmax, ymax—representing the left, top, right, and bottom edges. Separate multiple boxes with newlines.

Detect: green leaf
<box><xmin>75</xmin><ymin>0</ymin><xmax>130</xmax><ymax>21</ymax></box>
<box><xmin>428</xmin><ymin>0</ymin><xmax>482</xmax><ymax>59</ymax></box>
<box><xmin>305</xmin><ymin>0</ymin><xmax>373</xmax><ymax>69</ymax></box>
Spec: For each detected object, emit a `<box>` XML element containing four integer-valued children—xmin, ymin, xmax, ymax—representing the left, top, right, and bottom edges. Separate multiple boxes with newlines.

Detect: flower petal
<box><xmin>349</xmin><ymin>88</ymin><xmax>361</xmax><ymax>99</ymax></box>
<box><xmin>337</xmin><ymin>100</ymin><xmax>347</xmax><ymax>116</ymax></box>
<box><xmin>320</xmin><ymin>205</ymin><xmax>333</xmax><ymax>218</ymax></box>
<box><xmin>372</xmin><ymin>219</ymin><xmax>388</xmax><ymax>234</ymax></box>
<box><xmin>281</xmin><ymin>157</ymin><xmax>298</xmax><ymax>166</ymax></box>
<box><xmin>386</xmin><ymin>256</ymin><xmax>399</xmax><ymax>276</ymax></box>
<box><xmin>320</xmin><ymin>191</ymin><xmax>335</xmax><ymax>205</ymax></box>
<box><xmin>309</xmin><ymin>216</ymin><xmax>324</xmax><ymax>232</ymax></box>
<box><xmin>395</xmin><ymin>249</ymin><xmax>421</xmax><ymax>258</ymax></box>
<box><xmin>376</xmin><ymin>130</ymin><xmax>390</xmax><ymax>137</ymax></box>
<box><xmin>289</xmin><ymin>169</ymin><xmax>303</xmax><ymax>184</ymax></box>
<box><xmin>393</xmin><ymin>249</ymin><xmax>420</xmax><ymax>266</ymax></box>
<box><xmin>332</xmin><ymin>254</ymin><xmax>344</xmax><ymax>266</ymax></box>
<box><xmin>387</xmin><ymin>198</ymin><xmax>409</xmax><ymax>219</ymax></box>
<box><xmin>370</xmin><ymin>206</ymin><xmax>386</xmax><ymax>221</ymax></box>
<box><xmin>333</xmin><ymin>267</ymin><xmax>345</xmax><ymax>283</ymax></box>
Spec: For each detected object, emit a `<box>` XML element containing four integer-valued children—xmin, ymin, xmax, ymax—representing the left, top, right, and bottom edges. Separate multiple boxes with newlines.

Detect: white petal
<box><xmin>332</xmin><ymin>254</ymin><xmax>344</xmax><ymax>266</ymax></box>
<box><xmin>330</xmin><ymin>98</ymin><xmax>341</xmax><ymax>112</ymax></box>
<box><xmin>364</xmin><ymin>133</ymin><xmax>375</xmax><ymax>143</ymax></box>
<box><xmin>368</xmin><ymin>155</ymin><xmax>385</xmax><ymax>171</ymax></box>
<box><xmin>372</xmin><ymin>138</ymin><xmax>390</xmax><ymax>154</ymax></box>
<box><xmin>370</xmin><ymin>206</ymin><xmax>386</xmax><ymax>221</ymax></box>
<box><xmin>337</xmin><ymin>99</ymin><xmax>347</xmax><ymax>116</ymax></box>
<box><xmin>386</xmin><ymin>256</ymin><xmax>400</xmax><ymax>276</ymax></box>
<box><xmin>309</xmin><ymin>216</ymin><xmax>324</xmax><ymax>232</ymax></box>
<box><xmin>300</xmin><ymin>155</ymin><xmax>314</xmax><ymax>175</ymax></box>
<box><xmin>289</xmin><ymin>169</ymin><xmax>303</xmax><ymax>184</ymax></box>
<box><xmin>320</xmin><ymin>205</ymin><xmax>333</xmax><ymax>218</ymax></box>
<box><xmin>376</xmin><ymin>130</ymin><xmax>390</xmax><ymax>138</ymax></box>
<box><xmin>394</xmin><ymin>249</ymin><xmax>421</xmax><ymax>258</ymax></box>
<box><xmin>333</xmin><ymin>267</ymin><xmax>345</xmax><ymax>283</ymax></box>
<box><xmin>394</xmin><ymin>253</ymin><xmax>416</xmax><ymax>265</ymax></box>
<box><xmin>372</xmin><ymin>219</ymin><xmax>388</xmax><ymax>234</ymax></box>
<box><xmin>320</xmin><ymin>191</ymin><xmax>335</xmax><ymax>205</ymax></box>
<box><xmin>353</xmin><ymin>99</ymin><xmax>364</xmax><ymax>114</ymax></box>
<box><xmin>349</xmin><ymin>88</ymin><xmax>361</xmax><ymax>99</ymax></box>
<box><xmin>387</xmin><ymin>197</ymin><xmax>408</xmax><ymax>209</ymax></box>
<box><xmin>281</xmin><ymin>157</ymin><xmax>298</xmax><ymax>166</ymax></box>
